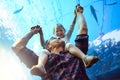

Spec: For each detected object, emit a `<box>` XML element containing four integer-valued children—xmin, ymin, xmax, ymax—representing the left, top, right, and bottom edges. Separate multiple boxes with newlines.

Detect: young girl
<box><xmin>37</xmin><ymin>4</ymin><xmax>88</xmax><ymax>55</ymax></box>
<box><xmin>36</xmin><ymin>5</ymin><xmax>77</xmax><ymax>48</ymax></box>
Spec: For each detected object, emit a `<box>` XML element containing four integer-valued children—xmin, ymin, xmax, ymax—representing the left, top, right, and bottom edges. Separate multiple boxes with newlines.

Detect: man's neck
<box><xmin>51</xmin><ymin>47</ymin><xmax>64</xmax><ymax>54</ymax></box>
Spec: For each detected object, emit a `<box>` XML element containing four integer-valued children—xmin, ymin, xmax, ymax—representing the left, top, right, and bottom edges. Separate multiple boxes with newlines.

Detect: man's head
<box><xmin>45</xmin><ymin>37</ymin><xmax>65</xmax><ymax>52</ymax></box>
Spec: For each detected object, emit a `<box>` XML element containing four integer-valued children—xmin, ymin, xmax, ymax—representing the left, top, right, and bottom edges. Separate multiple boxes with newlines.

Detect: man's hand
<box><xmin>75</xmin><ymin>4</ymin><xmax>83</xmax><ymax>13</ymax></box>
<box><xmin>31</xmin><ymin>25</ymin><xmax>41</xmax><ymax>34</ymax></box>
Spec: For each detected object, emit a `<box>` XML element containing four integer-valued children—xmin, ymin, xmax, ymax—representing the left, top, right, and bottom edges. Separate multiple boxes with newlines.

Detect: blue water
<box><xmin>0</xmin><ymin>0</ymin><xmax>120</xmax><ymax>80</ymax></box>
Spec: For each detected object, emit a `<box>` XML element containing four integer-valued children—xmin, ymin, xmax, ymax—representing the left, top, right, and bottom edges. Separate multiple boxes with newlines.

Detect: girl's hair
<box><xmin>53</xmin><ymin>24</ymin><xmax>66</xmax><ymax>34</ymax></box>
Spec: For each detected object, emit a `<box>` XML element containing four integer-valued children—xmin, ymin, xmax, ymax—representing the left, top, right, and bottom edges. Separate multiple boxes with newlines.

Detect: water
<box><xmin>0</xmin><ymin>0</ymin><xmax>120</xmax><ymax>80</ymax></box>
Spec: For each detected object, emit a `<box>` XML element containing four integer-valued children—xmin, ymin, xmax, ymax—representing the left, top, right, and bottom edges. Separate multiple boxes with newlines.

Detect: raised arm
<box><xmin>31</xmin><ymin>25</ymin><xmax>45</xmax><ymax>48</ymax></box>
<box><xmin>38</xmin><ymin>26</ymin><xmax>46</xmax><ymax>49</ymax></box>
<box><xmin>66</xmin><ymin>7</ymin><xmax>77</xmax><ymax>41</ymax></box>
<box><xmin>76</xmin><ymin>4</ymin><xmax>88</xmax><ymax>35</ymax></box>
<box><xmin>12</xmin><ymin>28</ymin><xmax>38</xmax><ymax>53</ymax></box>
<box><xmin>12</xmin><ymin>27</ymin><xmax>40</xmax><ymax>68</ymax></box>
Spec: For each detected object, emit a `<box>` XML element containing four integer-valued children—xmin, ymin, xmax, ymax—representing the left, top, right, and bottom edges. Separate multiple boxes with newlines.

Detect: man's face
<box><xmin>47</xmin><ymin>38</ymin><xmax>65</xmax><ymax>51</ymax></box>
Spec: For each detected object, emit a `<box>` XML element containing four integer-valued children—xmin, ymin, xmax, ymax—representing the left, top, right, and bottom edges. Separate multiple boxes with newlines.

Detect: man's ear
<box><xmin>46</xmin><ymin>45</ymin><xmax>49</xmax><ymax>50</ymax></box>
<box><xmin>46</xmin><ymin>45</ymin><xmax>52</xmax><ymax>51</ymax></box>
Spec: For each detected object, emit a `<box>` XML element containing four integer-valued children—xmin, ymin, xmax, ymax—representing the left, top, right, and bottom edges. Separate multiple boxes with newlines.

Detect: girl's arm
<box><xmin>66</xmin><ymin>8</ymin><xmax>77</xmax><ymax>41</ymax></box>
<box><xmin>38</xmin><ymin>27</ymin><xmax>46</xmax><ymax>49</ymax></box>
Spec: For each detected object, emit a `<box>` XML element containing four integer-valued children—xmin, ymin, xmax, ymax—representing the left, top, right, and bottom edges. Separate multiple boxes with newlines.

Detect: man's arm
<box><xmin>12</xmin><ymin>31</ymin><xmax>34</xmax><ymax>53</ymax></box>
<box><xmin>76</xmin><ymin>4</ymin><xmax>88</xmax><ymax>35</ymax></box>
<box><xmin>12</xmin><ymin>28</ymin><xmax>39</xmax><ymax>68</ymax></box>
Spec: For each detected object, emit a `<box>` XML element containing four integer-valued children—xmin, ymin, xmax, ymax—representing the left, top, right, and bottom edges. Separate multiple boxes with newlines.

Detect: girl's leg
<box><xmin>30</xmin><ymin>50</ymin><xmax>49</xmax><ymax>76</ymax></box>
<box><xmin>66</xmin><ymin>43</ymin><xmax>99</xmax><ymax>68</ymax></box>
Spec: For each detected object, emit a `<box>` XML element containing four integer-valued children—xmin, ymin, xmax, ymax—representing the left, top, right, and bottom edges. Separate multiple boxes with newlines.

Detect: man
<box><xmin>33</xmin><ymin>36</ymin><xmax>91</xmax><ymax>80</ymax></box>
<box><xmin>12</xmin><ymin>4</ymin><xmax>98</xmax><ymax>80</ymax></box>
<box><xmin>12</xmin><ymin>26</ymin><xmax>99</xmax><ymax>80</ymax></box>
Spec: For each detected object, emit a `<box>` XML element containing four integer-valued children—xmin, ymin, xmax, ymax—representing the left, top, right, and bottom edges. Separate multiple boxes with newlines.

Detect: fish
<box><xmin>107</xmin><ymin>2</ymin><xmax>118</xmax><ymax>5</ymax></box>
<box><xmin>90</xmin><ymin>5</ymin><xmax>99</xmax><ymax>25</ymax></box>
<box><xmin>13</xmin><ymin>6</ymin><xmax>24</xmax><ymax>14</ymax></box>
<box><xmin>27</xmin><ymin>0</ymin><xmax>31</xmax><ymax>4</ymax></box>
